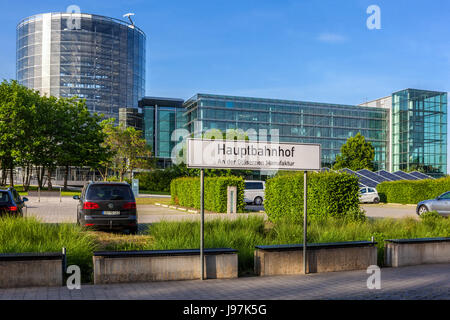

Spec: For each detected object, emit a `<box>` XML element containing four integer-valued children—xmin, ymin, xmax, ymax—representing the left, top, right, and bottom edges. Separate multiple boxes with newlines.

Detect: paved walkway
<box><xmin>1</xmin><ymin>264</ymin><xmax>448</xmax><ymax>300</ymax></box>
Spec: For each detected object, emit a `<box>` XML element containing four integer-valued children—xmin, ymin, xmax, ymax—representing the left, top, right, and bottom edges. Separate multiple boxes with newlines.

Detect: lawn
<box><xmin>135</xmin><ymin>197</ymin><xmax>171</xmax><ymax>205</ymax></box>
<box><xmin>2</xmin><ymin>185</ymin><xmax>81</xmax><ymax>197</ymax></box>
<box><xmin>139</xmin><ymin>190</ymin><xmax>170</xmax><ymax>196</ymax></box>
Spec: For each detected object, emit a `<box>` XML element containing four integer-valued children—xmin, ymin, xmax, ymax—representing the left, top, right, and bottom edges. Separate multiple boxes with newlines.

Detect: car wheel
<box><xmin>254</xmin><ymin>197</ymin><xmax>263</xmax><ymax>206</ymax></box>
<box><xmin>373</xmin><ymin>197</ymin><xmax>380</xmax><ymax>204</ymax></box>
<box><xmin>129</xmin><ymin>226</ymin><xmax>138</xmax><ymax>235</ymax></box>
<box><xmin>418</xmin><ymin>205</ymin><xmax>428</xmax><ymax>216</ymax></box>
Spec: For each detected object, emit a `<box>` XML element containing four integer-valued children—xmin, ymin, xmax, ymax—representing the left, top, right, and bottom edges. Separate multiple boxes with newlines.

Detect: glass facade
<box><xmin>139</xmin><ymin>97</ymin><xmax>186</xmax><ymax>167</ymax></box>
<box><xmin>391</xmin><ymin>89</ymin><xmax>447</xmax><ymax>176</ymax></box>
<box><xmin>184</xmin><ymin>94</ymin><xmax>390</xmax><ymax>170</ymax></box>
<box><xmin>119</xmin><ymin>108</ymin><xmax>143</xmax><ymax>131</ymax></box>
<box><xmin>17</xmin><ymin>13</ymin><xmax>146</xmax><ymax>120</ymax></box>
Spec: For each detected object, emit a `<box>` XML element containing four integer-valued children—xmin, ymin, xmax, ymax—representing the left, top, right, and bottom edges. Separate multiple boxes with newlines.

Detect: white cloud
<box><xmin>317</xmin><ymin>33</ymin><xmax>348</xmax><ymax>44</ymax></box>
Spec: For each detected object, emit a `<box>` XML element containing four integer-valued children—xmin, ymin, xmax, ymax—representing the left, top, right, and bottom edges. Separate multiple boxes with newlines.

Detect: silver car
<box><xmin>359</xmin><ymin>187</ymin><xmax>380</xmax><ymax>204</ymax></box>
<box><xmin>416</xmin><ymin>192</ymin><xmax>450</xmax><ymax>217</ymax></box>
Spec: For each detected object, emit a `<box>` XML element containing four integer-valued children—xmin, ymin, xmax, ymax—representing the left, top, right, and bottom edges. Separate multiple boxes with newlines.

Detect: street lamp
<box><xmin>123</xmin><ymin>13</ymin><xmax>135</xmax><ymax>25</ymax></box>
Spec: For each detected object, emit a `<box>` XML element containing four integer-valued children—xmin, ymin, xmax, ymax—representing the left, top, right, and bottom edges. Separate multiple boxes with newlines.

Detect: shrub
<box><xmin>137</xmin><ymin>170</ymin><xmax>174</xmax><ymax>192</ymax></box>
<box><xmin>170</xmin><ymin>176</ymin><xmax>245</xmax><ymax>213</ymax></box>
<box><xmin>136</xmin><ymin>164</ymin><xmax>252</xmax><ymax>193</ymax></box>
<box><xmin>264</xmin><ymin>171</ymin><xmax>361</xmax><ymax>222</ymax></box>
<box><xmin>377</xmin><ymin>176</ymin><xmax>450</xmax><ymax>204</ymax></box>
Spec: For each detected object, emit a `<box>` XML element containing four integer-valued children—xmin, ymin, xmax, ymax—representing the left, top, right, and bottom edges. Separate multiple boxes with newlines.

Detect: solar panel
<box><xmin>358</xmin><ymin>177</ymin><xmax>378</xmax><ymax>188</ymax></box>
<box><xmin>376</xmin><ymin>170</ymin><xmax>403</xmax><ymax>181</ymax></box>
<box><xmin>357</xmin><ymin>169</ymin><xmax>389</xmax><ymax>184</ymax></box>
<box><xmin>409</xmin><ymin>171</ymin><xmax>434</xmax><ymax>180</ymax></box>
<box><xmin>341</xmin><ymin>168</ymin><xmax>379</xmax><ymax>188</ymax></box>
<box><xmin>393</xmin><ymin>171</ymin><xmax>419</xmax><ymax>180</ymax></box>
<box><xmin>341</xmin><ymin>168</ymin><xmax>357</xmax><ymax>175</ymax></box>
<box><xmin>340</xmin><ymin>168</ymin><xmax>434</xmax><ymax>187</ymax></box>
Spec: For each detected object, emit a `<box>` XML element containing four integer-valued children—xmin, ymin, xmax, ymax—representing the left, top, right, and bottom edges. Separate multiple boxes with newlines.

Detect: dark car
<box><xmin>74</xmin><ymin>182</ymin><xmax>138</xmax><ymax>234</ymax></box>
<box><xmin>0</xmin><ymin>187</ymin><xmax>28</xmax><ymax>217</ymax></box>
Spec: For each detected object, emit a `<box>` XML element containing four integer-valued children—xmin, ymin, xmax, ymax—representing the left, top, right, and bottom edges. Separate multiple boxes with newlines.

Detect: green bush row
<box><xmin>170</xmin><ymin>176</ymin><xmax>246</xmax><ymax>213</ymax></box>
<box><xmin>377</xmin><ymin>176</ymin><xmax>450</xmax><ymax>204</ymax></box>
<box><xmin>136</xmin><ymin>170</ymin><xmax>178</xmax><ymax>192</ymax></box>
<box><xmin>265</xmin><ymin>172</ymin><xmax>362</xmax><ymax>222</ymax></box>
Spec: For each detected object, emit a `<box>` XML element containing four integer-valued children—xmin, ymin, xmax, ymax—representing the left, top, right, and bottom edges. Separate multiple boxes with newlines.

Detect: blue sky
<box><xmin>0</xmin><ymin>0</ymin><xmax>449</xmax><ymax>165</ymax></box>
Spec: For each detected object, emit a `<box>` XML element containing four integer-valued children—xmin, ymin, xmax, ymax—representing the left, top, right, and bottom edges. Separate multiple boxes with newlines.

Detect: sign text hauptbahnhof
<box><xmin>187</xmin><ymin>139</ymin><xmax>321</xmax><ymax>171</ymax></box>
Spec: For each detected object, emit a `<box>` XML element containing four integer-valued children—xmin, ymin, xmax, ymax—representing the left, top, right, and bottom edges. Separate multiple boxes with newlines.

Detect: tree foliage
<box><xmin>0</xmin><ymin>80</ymin><xmax>109</xmax><ymax>189</ymax></box>
<box><xmin>99</xmin><ymin>119</ymin><xmax>152</xmax><ymax>181</ymax></box>
<box><xmin>333</xmin><ymin>133</ymin><xmax>375</xmax><ymax>171</ymax></box>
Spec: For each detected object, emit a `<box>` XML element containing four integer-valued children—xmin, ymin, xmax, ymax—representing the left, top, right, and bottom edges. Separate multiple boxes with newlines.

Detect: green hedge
<box><xmin>265</xmin><ymin>172</ymin><xmax>361</xmax><ymax>222</ymax></box>
<box><xmin>136</xmin><ymin>170</ymin><xmax>176</xmax><ymax>193</ymax></box>
<box><xmin>170</xmin><ymin>176</ymin><xmax>245</xmax><ymax>213</ymax></box>
<box><xmin>377</xmin><ymin>177</ymin><xmax>450</xmax><ymax>204</ymax></box>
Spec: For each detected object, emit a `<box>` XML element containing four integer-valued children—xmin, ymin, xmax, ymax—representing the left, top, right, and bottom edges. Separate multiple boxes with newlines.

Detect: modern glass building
<box><xmin>139</xmin><ymin>97</ymin><xmax>186</xmax><ymax>168</ymax></box>
<box><xmin>183</xmin><ymin>94</ymin><xmax>390</xmax><ymax>170</ymax></box>
<box><xmin>16</xmin><ymin>12</ymin><xmax>146</xmax><ymax>120</ymax></box>
<box><xmin>119</xmin><ymin>107</ymin><xmax>143</xmax><ymax>132</ymax></box>
<box><xmin>391</xmin><ymin>89</ymin><xmax>447</xmax><ymax>175</ymax></box>
<box><xmin>140</xmin><ymin>89</ymin><xmax>446</xmax><ymax>176</ymax></box>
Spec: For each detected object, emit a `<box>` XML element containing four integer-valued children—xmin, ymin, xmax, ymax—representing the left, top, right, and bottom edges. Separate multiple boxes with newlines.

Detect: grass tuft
<box><xmin>0</xmin><ymin>216</ymin><xmax>97</xmax><ymax>282</ymax></box>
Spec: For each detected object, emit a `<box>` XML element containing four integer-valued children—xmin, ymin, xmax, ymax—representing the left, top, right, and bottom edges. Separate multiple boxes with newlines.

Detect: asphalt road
<box><xmin>23</xmin><ymin>197</ymin><xmax>267</xmax><ymax>225</ymax></box>
<box><xmin>247</xmin><ymin>203</ymin><xmax>418</xmax><ymax>219</ymax></box>
<box><xmin>23</xmin><ymin>197</ymin><xmax>420</xmax><ymax>227</ymax></box>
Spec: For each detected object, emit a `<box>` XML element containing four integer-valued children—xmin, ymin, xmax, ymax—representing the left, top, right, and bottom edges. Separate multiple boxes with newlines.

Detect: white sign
<box><xmin>187</xmin><ymin>139</ymin><xmax>321</xmax><ymax>171</ymax></box>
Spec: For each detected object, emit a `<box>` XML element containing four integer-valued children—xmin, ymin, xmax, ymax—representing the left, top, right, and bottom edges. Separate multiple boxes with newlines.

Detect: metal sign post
<box><xmin>200</xmin><ymin>168</ymin><xmax>205</xmax><ymax>280</ymax></box>
<box><xmin>303</xmin><ymin>171</ymin><xmax>307</xmax><ymax>274</ymax></box>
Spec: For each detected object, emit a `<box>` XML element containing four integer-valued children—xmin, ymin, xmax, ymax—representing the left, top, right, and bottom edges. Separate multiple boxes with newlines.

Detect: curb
<box><xmin>153</xmin><ymin>202</ymin><xmax>199</xmax><ymax>214</ymax></box>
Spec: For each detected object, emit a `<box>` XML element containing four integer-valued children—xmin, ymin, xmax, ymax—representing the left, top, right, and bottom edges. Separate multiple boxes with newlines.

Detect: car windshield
<box><xmin>0</xmin><ymin>192</ymin><xmax>10</xmax><ymax>204</ymax></box>
<box><xmin>86</xmin><ymin>185</ymin><xmax>134</xmax><ymax>201</ymax></box>
<box><xmin>245</xmin><ymin>182</ymin><xmax>264</xmax><ymax>190</ymax></box>
<box><xmin>439</xmin><ymin>192</ymin><xmax>450</xmax><ymax>200</ymax></box>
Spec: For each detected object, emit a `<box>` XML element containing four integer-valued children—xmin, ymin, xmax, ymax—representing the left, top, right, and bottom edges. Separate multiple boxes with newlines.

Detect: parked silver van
<box><xmin>244</xmin><ymin>181</ymin><xmax>265</xmax><ymax>205</ymax></box>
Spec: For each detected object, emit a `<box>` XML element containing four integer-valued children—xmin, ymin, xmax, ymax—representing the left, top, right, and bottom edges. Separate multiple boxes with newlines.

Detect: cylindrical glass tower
<box><xmin>16</xmin><ymin>13</ymin><xmax>146</xmax><ymax>119</ymax></box>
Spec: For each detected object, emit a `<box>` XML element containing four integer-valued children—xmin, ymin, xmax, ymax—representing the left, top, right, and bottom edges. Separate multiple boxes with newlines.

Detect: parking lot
<box><xmin>23</xmin><ymin>196</ymin><xmax>419</xmax><ymax>227</ymax></box>
<box><xmin>23</xmin><ymin>196</ymin><xmax>267</xmax><ymax>228</ymax></box>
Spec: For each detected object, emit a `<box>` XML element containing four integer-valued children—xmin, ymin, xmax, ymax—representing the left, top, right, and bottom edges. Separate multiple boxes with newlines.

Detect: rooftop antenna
<box><xmin>123</xmin><ymin>13</ymin><xmax>135</xmax><ymax>25</ymax></box>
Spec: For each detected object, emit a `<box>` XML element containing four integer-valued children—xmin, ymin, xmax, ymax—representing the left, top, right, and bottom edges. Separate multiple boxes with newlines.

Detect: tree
<box><xmin>0</xmin><ymin>80</ymin><xmax>41</xmax><ymax>187</ymax></box>
<box><xmin>333</xmin><ymin>133</ymin><xmax>375</xmax><ymax>171</ymax></box>
<box><xmin>100</xmin><ymin>120</ymin><xmax>152</xmax><ymax>181</ymax></box>
<box><xmin>55</xmin><ymin>97</ymin><xmax>110</xmax><ymax>190</ymax></box>
<box><xmin>0</xmin><ymin>80</ymin><xmax>111</xmax><ymax>190</ymax></box>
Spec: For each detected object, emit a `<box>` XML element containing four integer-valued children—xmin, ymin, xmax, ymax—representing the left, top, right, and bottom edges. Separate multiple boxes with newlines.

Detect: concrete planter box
<box><xmin>385</xmin><ymin>237</ymin><xmax>450</xmax><ymax>267</ymax></box>
<box><xmin>0</xmin><ymin>253</ymin><xmax>64</xmax><ymax>288</ymax></box>
<box><xmin>93</xmin><ymin>248</ymin><xmax>238</xmax><ymax>284</ymax></box>
<box><xmin>255</xmin><ymin>241</ymin><xmax>377</xmax><ymax>276</ymax></box>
